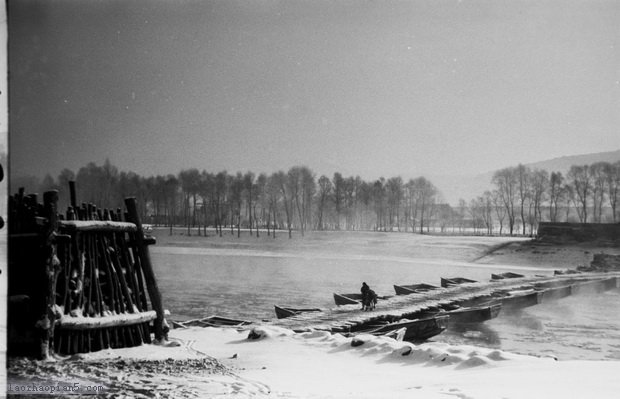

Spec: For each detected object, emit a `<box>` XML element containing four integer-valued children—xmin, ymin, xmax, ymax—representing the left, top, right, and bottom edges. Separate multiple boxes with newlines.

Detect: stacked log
<box><xmin>8</xmin><ymin>184</ymin><xmax>165</xmax><ymax>358</ymax></box>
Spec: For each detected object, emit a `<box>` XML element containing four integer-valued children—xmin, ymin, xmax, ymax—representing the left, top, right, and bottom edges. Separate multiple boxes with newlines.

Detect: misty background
<box><xmin>8</xmin><ymin>0</ymin><xmax>620</xmax><ymax>204</ymax></box>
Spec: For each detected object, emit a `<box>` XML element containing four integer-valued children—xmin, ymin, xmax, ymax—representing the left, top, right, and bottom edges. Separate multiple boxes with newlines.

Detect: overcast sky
<box><xmin>8</xmin><ymin>0</ymin><xmax>620</xmax><ymax>182</ymax></box>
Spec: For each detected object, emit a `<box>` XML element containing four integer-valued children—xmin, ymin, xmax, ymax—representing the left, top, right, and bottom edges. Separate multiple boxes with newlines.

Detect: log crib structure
<box><xmin>8</xmin><ymin>184</ymin><xmax>166</xmax><ymax>359</ymax></box>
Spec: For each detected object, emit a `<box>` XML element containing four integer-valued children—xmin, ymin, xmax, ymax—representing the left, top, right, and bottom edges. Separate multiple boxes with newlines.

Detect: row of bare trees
<box><xmin>24</xmin><ymin>160</ymin><xmax>446</xmax><ymax>237</ymax></box>
<box><xmin>17</xmin><ymin>159</ymin><xmax>620</xmax><ymax>238</ymax></box>
<box><xmin>464</xmin><ymin>161</ymin><xmax>620</xmax><ymax>236</ymax></box>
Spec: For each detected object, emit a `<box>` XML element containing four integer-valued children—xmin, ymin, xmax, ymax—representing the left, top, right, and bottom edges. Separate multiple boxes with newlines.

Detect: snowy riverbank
<box><xmin>5</xmin><ymin>231</ymin><xmax>620</xmax><ymax>398</ymax></box>
<box><xmin>7</xmin><ymin>325</ymin><xmax>620</xmax><ymax>398</ymax></box>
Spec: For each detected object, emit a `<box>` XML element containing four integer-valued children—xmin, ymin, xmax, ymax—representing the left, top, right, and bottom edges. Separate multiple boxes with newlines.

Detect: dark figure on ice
<box><xmin>361</xmin><ymin>282</ymin><xmax>369</xmax><ymax>297</ymax></box>
<box><xmin>361</xmin><ymin>282</ymin><xmax>377</xmax><ymax>311</ymax></box>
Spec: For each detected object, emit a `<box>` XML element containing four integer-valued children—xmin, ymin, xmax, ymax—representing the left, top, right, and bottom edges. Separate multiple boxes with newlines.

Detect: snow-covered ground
<box><xmin>5</xmin><ymin>231</ymin><xmax>620</xmax><ymax>398</ymax></box>
<box><xmin>7</xmin><ymin>325</ymin><xmax>620</xmax><ymax>398</ymax></box>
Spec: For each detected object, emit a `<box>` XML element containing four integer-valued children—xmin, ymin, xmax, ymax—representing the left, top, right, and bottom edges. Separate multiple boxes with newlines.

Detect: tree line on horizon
<box><xmin>475</xmin><ymin>161</ymin><xmax>619</xmax><ymax>236</ymax></box>
<box><xmin>11</xmin><ymin>158</ymin><xmax>620</xmax><ymax>238</ymax></box>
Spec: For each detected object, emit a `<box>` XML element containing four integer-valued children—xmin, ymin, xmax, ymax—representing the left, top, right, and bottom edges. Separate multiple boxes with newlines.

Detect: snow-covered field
<box><xmin>6</xmin><ymin>325</ymin><xmax>620</xmax><ymax>398</ymax></box>
<box><xmin>4</xmin><ymin>230</ymin><xmax>620</xmax><ymax>398</ymax></box>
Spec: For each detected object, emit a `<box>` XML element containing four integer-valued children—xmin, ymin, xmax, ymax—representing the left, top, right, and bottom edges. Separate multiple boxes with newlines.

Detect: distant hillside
<box><xmin>525</xmin><ymin>149</ymin><xmax>620</xmax><ymax>174</ymax></box>
<box><xmin>434</xmin><ymin>149</ymin><xmax>620</xmax><ymax>205</ymax></box>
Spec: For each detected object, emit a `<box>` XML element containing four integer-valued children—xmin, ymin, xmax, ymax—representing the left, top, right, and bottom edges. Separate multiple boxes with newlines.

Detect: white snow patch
<box><xmin>8</xmin><ymin>325</ymin><xmax>620</xmax><ymax>398</ymax></box>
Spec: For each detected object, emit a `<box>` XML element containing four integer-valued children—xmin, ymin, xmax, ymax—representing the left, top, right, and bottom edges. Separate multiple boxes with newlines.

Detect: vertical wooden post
<box><xmin>39</xmin><ymin>190</ymin><xmax>61</xmax><ymax>359</ymax></box>
<box><xmin>124</xmin><ymin>197</ymin><xmax>165</xmax><ymax>341</ymax></box>
<box><xmin>69</xmin><ymin>180</ymin><xmax>77</xmax><ymax>208</ymax></box>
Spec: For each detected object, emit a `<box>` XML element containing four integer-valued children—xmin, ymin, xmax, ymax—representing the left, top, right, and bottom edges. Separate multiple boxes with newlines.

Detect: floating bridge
<box><xmin>268</xmin><ymin>273</ymin><xmax>620</xmax><ymax>334</ymax></box>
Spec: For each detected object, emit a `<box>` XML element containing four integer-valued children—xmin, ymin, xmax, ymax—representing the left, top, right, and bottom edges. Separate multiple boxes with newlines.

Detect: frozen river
<box><xmin>149</xmin><ymin>231</ymin><xmax>539</xmax><ymax>321</ymax></box>
<box><xmin>149</xmin><ymin>230</ymin><xmax>620</xmax><ymax>361</ymax></box>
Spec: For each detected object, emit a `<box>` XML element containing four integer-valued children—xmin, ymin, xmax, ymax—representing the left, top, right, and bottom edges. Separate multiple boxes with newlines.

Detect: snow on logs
<box><xmin>57</xmin><ymin>310</ymin><xmax>158</xmax><ymax>330</ymax></box>
<box><xmin>59</xmin><ymin>220</ymin><xmax>138</xmax><ymax>232</ymax></box>
<box><xmin>8</xmin><ymin>185</ymin><xmax>167</xmax><ymax>358</ymax></box>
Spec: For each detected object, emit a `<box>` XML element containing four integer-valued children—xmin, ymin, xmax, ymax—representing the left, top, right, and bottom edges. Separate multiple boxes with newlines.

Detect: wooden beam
<box><xmin>57</xmin><ymin>311</ymin><xmax>157</xmax><ymax>330</ymax></box>
<box><xmin>60</xmin><ymin>220</ymin><xmax>138</xmax><ymax>232</ymax></box>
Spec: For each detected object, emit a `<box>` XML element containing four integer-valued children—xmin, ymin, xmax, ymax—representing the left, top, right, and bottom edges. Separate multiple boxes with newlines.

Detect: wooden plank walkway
<box><xmin>268</xmin><ymin>273</ymin><xmax>620</xmax><ymax>334</ymax></box>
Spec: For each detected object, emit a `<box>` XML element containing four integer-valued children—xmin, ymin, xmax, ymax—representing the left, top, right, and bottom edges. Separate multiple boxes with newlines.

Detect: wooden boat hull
<box><xmin>393</xmin><ymin>283</ymin><xmax>439</xmax><ymax>295</ymax></box>
<box><xmin>354</xmin><ymin>316</ymin><xmax>449</xmax><ymax>342</ymax></box>
<box><xmin>452</xmin><ymin>295</ymin><xmax>496</xmax><ymax>308</ymax></box>
<box><xmin>275</xmin><ymin>306</ymin><xmax>296</xmax><ymax>319</ymax></box>
<box><xmin>441</xmin><ymin>277</ymin><xmax>477</xmax><ymax>288</ymax></box>
<box><xmin>572</xmin><ymin>277</ymin><xmax>618</xmax><ymax>295</ymax></box>
<box><xmin>446</xmin><ymin>303</ymin><xmax>502</xmax><ymax>324</ymax></box>
<box><xmin>540</xmin><ymin>285</ymin><xmax>572</xmax><ymax>302</ymax></box>
<box><xmin>333</xmin><ymin>293</ymin><xmax>362</xmax><ymax>306</ymax></box>
<box><xmin>501</xmin><ymin>291</ymin><xmax>542</xmax><ymax>311</ymax></box>
<box><xmin>177</xmin><ymin>315</ymin><xmax>252</xmax><ymax>328</ymax></box>
<box><xmin>420</xmin><ymin>302</ymin><xmax>501</xmax><ymax>325</ymax></box>
<box><xmin>401</xmin><ymin>316</ymin><xmax>449</xmax><ymax>341</ymax></box>
<box><xmin>491</xmin><ymin>272</ymin><xmax>524</xmax><ymax>280</ymax></box>
<box><xmin>274</xmin><ymin>305</ymin><xmax>322</xmax><ymax>319</ymax></box>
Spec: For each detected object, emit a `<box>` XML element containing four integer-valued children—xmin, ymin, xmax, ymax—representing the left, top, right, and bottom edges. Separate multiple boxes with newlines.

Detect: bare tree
<box><xmin>266</xmin><ymin>173</ymin><xmax>282</xmax><ymax>238</ymax></box>
<box><xmin>332</xmin><ymin>173</ymin><xmax>344</xmax><ymax>230</ymax></box>
<box><xmin>492</xmin><ymin>167</ymin><xmax>518</xmax><ymax>235</ymax></box>
<box><xmin>230</xmin><ymin>172</ymin><xmax>244</xmax><ymax>238</ymax></box>
<box><xmin>254</xmin><ymin>173</ymin><xmax>268</xmax><ymax>237</ymax></box>
<box><xmin>434</xmin><ymin>203</ymin><xmax>453</xmax><ymax>233</ymax></box>
<box><xmin>372</xmin><ymin>178</ymin><xmax>386</xmax><ymax>231</ymax></box>
<box><xmin>352</xmin><ymin>176</ymin><xmax>364</xmax><ymax>229</ymax></box>
<box><xmin>316</xmin><ymin>175</ymin><xmax>332</xmax><ymax>230</ymax></box>
<box><xmin>529</xmin><ymin>169</ymin><xmax>548</xmax><ymax>234</ymax></box>
<box><xmin>386</xmin><ymin>176</ymin><xmax>404</xmax><ymax>231</ymax></box>
<box><xmin>491</xmin><ymin>190</ymin><xmax>506</xmax><ymax>235</ymax></box>
<box><xmin>76</xmin><ymin>160</ymin><xmax>120</xmax><ymax>208</ymax></box>
<box><xmin>342</xmin><ymin>176</ymin><xmax>357</xmax><ymax>230</ymax></box>
<box><xmin>468</xmin><ymin>197</ymin><xmax>482</xmax><ymax>234</ymax></box>
<box><xmin>214</xmin><ymin>171</ymin><xmax>228</xmax><ymax>237</ymax></box>
<box><xmin>178</xmin><ymin>168</ymin><xmax>200</xmax><ymax>236</ymax></box>
<box><xmin>198</xmin><ymin>171</ymin><xmax>214</xmax><ymax>236</ymax></box>
<box><xmin>405</xmin><ymin>179</ymin><xmax>417</xmax><ymax>233</ymax></box>
<box><xmin>590</xmin><ymin>162</ymin><xmax>608</xmax><ymax>222</ymax></box>
<box><xmin>286</xmin><ymin>166</ymin><xmax>315</xmax><ymax>236</ymax></box>
<box><xmin>243</xmin><ymin>172</ymin><xmax>256</xmax><ymax>235</ymax></box>
<box><xmin>150</xmin><ymin>175</ymin><xmax>165</xmax><ymax>226</ymax></box>
<box><xmin>567</xmin><ymin>165</ymin><xmax>592</xmax><ymax>223</ymax></box>
<box><xmin>481</xmin><ymin>191</ymin><xmax>495</xmax><ymax>235</ymax></box>
<box><xmin>410</xmin><ymin>177</ymin><xmax>436</xmax><ymax>233</ymax></box>
<box><xmin>273</xmin><ymin>171</ymin><xmax>293</xmax><ymax>239</ymax></box>
<box><xmin>605</xmin><ymin>161</ymin><xmax>620</xmax><ymax>222</ymax></box>
<box><xmin>301</xmin><ymin>168</ymin><xmax>316</xmax><ymax>233</ymax></box>
<box><xmin>548</xmin><ymin>171</ymin><xmax>565</xmax><ymax>222</ymax></box>
<box><xmin>163</xmin><ymin>174</ymin><xmax>179</xmax><ymax>235</ymax></box>
<box><xmin>358</xmin><ymin>180</ymin><xmax>374</xmax><ymax>230</ymax></box>
<box><xmin>515</xmin><ymin>164</ymin><xmax>531</xmax><ymax>235</ymax></box>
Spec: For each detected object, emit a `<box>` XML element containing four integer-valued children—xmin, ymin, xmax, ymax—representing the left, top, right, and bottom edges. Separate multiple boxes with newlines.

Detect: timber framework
<box><xmin>8</xmin><ymin>182</ymin><xmax>166</xmax><ymax>359</ymax></box>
